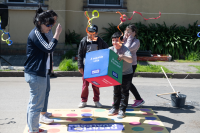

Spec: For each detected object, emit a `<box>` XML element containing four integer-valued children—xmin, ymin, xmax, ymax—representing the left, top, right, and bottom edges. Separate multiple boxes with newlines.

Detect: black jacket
<box><xmin>24</xmin><ymin>27</ymin><xmax>58</xmax><ymax>77</ymax></box>
<box><xmin>78</xmin><ymin>36</ymin><xmax>108</xmax><ymax>69</ymax></box>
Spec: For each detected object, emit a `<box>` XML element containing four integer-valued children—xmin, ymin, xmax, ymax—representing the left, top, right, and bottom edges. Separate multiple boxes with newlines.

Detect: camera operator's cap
<box><xmin>87</xmin><ymin>24</ymin><xmax>98</xmax><ymax>33</ymax></box>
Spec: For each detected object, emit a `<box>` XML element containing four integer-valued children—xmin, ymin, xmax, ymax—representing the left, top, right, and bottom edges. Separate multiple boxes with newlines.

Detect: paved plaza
<box><xmin>0</xmin><ymin>77</ymin><xmax>200</xmax><ymax>133</ymax></box>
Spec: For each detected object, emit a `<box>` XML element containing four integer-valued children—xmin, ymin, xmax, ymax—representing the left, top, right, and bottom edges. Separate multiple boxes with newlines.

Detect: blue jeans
<box><xmin>41</xmin><ymin>74</ymin><xmax>50</xmax><ymax>112</ymax></box>
<box><xmin>25</xmin><ymin>71</ymin><xmax>48</xmax><ymax>132</ymax></box>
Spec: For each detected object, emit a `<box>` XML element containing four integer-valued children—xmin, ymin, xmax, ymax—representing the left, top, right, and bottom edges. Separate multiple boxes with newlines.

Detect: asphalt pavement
<box><xmin>0</xmin><ymin>77</ymin><xmax>200</xmax><ymax>133</ymax></box>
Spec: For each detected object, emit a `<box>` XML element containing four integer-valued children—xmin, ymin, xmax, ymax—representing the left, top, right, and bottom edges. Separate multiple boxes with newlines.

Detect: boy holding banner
<box><xmin>108</xmin><ymin>32</ymin><xmax>133</xmax><ymax>118</ymax></box>
<box><xmin>77</xmin><ymin>24</ymin><xmax>108</xmax><ymax>108</ymax></box>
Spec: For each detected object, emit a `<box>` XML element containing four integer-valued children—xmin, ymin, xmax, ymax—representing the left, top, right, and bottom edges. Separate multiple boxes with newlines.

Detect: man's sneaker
<box><xmin>39</xmin><ymin>114</ymin><xmax>54</xmax><ymax>124</ymax></box>
<box><xmin>132</xmin><ymin>99</ymin><xmax>145</xmax><ymax>107</ymax></box>
<box><xmin>94</xmin><ymin>101</ymin><xmax>102</xmax><ymax>108</ymax></box>
<box><xmin>78</xmin><ymin>102</ymin><xmax>87</xmax><ymax>108</ymax></box>
<box><xmin>29</xmin><ymin>128</ymin><xmax>47</xmax><ymax>133</ymax></box>
<box><xmin>117</xmin><ymin>110</ymin><xmax>125</xmax><ymax>118</ymax></box>
<box><xmin>45</xmin><ymin>112</ymin><xmax>52</xmax><ymax>117</ymax></box>
<box><xmin>108</xmin><ymin>108</ymin><xmax>119</xmax><ymax>116</ymax></box>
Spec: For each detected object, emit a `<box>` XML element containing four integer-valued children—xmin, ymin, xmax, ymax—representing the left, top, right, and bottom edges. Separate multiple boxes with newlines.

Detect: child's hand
<box><xmin>79</xmin><ymin>68</ymin><xmax>84</xmax><ymax>75</ymax></box>
<box><xmin>124</xmin><ymin>31</ymin><xmax>128</xmax><ymax>39</ymax></box>
<box><xmin>118</xmin><ymin>54</ymin><xmax>124</xmax><ymax>61</ymax></box>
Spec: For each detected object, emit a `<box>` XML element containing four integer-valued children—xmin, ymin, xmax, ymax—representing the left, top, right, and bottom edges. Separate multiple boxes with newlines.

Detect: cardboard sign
<box><xmin>84</xmin><ymin>49</ymin><xmax>123</xmax><ymax>87</ymax></box>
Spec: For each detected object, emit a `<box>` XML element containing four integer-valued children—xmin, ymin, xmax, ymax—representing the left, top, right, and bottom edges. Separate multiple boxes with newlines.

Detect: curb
<box><xmin>134</xmin><ymin>72</ymin><xmax>200</xmax><ymax>79</ymax></box>
<box><xmin>0</xmin><ymin>71</ymin><xmax>200</xmax><ymax>79</ymax></box>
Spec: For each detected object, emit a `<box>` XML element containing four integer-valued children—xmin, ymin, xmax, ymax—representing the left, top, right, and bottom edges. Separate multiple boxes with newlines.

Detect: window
<box><xmin>88</xmin><ymin>0</ymin><xmax>122</xmax><ymax>6</ymax></box>
<box><xmin>2</xmin><ymin>0</ymin><xmax>47</xmax><ymax>10</ymax></box>
<box><xmin>6</xmin><ymin>0</ymin><xmax>44</xmax><ymax>4</ymax></box>
<box><xmin>83</xmin><ymin>0</ymin><xmax>127</xmax><ymax>12</ymax></box>
<box><xmin>7</xmin><ymin>0</ymin><xmax>25</xmax><ymax>3</ymax></box>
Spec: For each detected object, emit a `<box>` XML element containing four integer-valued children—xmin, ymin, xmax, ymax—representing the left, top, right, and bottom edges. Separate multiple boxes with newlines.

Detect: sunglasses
<box><xmin>45</xmin><ymin>24</ymin><xmax>53</xmax><ymax>27</ymax></box>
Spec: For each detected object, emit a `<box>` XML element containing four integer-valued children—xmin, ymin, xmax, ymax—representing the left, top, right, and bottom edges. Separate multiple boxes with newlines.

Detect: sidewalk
<box><xmin>0</xmin><ymin>55</ymin><xmax>200</xmax><ymax>78</ymax></box>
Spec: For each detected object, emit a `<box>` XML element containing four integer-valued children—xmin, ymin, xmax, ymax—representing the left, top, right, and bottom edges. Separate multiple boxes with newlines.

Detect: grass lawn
<box><xmin>57</xmin><ymin>59</ymin><xmax>174</xmax><ymax>73</ymax></box>
<box><xmin>174</xmin><ymin>60</ymin><xmax>200</xmax><ymax>63</ymax></box>
<box><xmin>136</xmin><ymin>64</ymin><xmax>173</xmax><ymax>73</ymax></box>
<box><xmin>189</xmin><ymin>65</ymin><xmax>200</xmax><ymax>73</ymax></box>
<box><xmin>0</xmin><ymin>69</ymin><xmax>12</xmax><ymax>71</ymax></box>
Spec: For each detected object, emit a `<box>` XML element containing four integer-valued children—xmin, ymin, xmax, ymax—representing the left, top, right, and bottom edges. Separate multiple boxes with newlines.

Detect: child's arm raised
<box><xmin>118</xmin><ymin>54</ymin><xmax>133</xmax><ymax>63</ymax></box>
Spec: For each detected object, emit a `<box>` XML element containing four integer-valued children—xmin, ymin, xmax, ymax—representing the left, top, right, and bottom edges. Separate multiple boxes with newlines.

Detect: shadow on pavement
<box><xmin>136</xmin><ymin>105</ymin><xmax>196</xmax><ymax>133</ymax></box>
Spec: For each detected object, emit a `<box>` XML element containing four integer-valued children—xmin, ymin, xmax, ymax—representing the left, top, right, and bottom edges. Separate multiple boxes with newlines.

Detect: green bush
<box><xmin>65</xmin><ymin>30</ymin><xmax>81</xmax><ymax>48</ymax></box>
<box><xmin>62</xmin><ymin>49</ymin><xmax>77</xmax><ymax>60</ymax></box>
<box><xmin>186</xmin><ymin>51</ymin><xmax>200</xmax><ymax>61</ymax></box>
<box><xmin>59</xmin><ymin>59</ymin><xmax>78</xmax><ymax>71</ymax></box>
<box><xmin>100</xmin><ymin>21</ymin><xmax>200</xmax><ymax>59</ymax></box>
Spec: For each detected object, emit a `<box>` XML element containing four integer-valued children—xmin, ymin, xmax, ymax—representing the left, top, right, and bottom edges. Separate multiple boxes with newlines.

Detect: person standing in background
<box><xmin>123</xmin><ymin>24</ymin><xmax>145</xmax><ymax>107</ymax></box>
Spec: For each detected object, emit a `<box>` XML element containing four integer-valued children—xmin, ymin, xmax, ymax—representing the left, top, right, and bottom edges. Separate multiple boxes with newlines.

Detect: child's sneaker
<box><xmin>45</xmin><ymin>112</ymin><xmax>52</xmax><ymax>117</ymax></box>
<box><xmin>117</xmin><ymin>110</ymin><xmax>125</xmax><ymax>118</ymax></box>
<box><xmin>94</xmin><ymin>101</ymin><xmax>102</xmax><ymax>108</ymax></box>
<box><xmin>39</xmin><ymin>114</ymin><xmax>54</xmax><ymax>124</ymax></box>
<box><xmin>29</xmin><ymin>128</ymin><xmax>47</xmax><ymax>133</ymax></box>
<box><xmin>132</xmin><ymin>99</ymin><xmax>145</xmax><ymax>107</ymax></box>
<box><xmin>78</xmin><ymin>102</ymin><xmax>87</xmax><ymax>108</ymax></box>
<box><xmin>108</xmin><ymin>108</ymin><xmax>119</xmax><ymax>116</ymax></box>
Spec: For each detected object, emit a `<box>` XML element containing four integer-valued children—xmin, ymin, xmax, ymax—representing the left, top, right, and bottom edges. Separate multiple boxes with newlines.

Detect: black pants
<box><xmin>130</xmin><ymin>65</ymin><xmax>142</xmax><ymax>100</ymax></box>
<box><xmin>113</xmin><ymin>73</ymin><xmax>132</xmax><ymax>112</ymax></box>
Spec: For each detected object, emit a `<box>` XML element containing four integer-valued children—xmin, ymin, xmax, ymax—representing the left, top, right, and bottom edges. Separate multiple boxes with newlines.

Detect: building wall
<box><xmin>126</xmin><ymin>0</ymin><xmax>200</xmax><ymax>27</ymax></box>
<box><xmin>1</xmin><ymin>0</ymin><xmax>66</xmax><ymax>55</ymax></box>
<box><xmin>65</xmin><ymin>0</ymin><xmax>200</xmax><ymax>38</ymax></box>
<box><xmin>65</xmin><ymin>0</ymin><xmax>121</xmax><ymax>38</ymax></box>
<box><xmin>1</xmin><ymin>0</ymin><xmax>200</xmax><ymax>55</ymax></box>
<box><xmin>1</xmin><ymin>10</ymin><xmax>36</xmax><ymax>54</ymax></box>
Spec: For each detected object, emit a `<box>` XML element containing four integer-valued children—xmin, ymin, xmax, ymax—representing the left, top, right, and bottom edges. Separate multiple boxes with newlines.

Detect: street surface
<box><xmin>0</xmin><ymin>77</ymin><xmax>200</xmax><ymax>133</ymax></box>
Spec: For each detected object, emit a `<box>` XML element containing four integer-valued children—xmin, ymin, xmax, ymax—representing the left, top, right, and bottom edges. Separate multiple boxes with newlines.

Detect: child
<box><xmin>108</xmin><ymin>32</ymin><xmax>133</xmax><ymax>118</ymax></box>
<box><xmin>124</xmin><ymin>24</ymin><xmax>145</xmax><ymax>107</ymax></box>
<box><xmin>77</xmin><ymin>24</ymin><xmax>108</xmax><ymax>108</ymax></box>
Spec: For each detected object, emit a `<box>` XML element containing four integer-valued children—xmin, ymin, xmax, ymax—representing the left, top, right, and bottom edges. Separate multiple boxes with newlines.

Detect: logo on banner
<box><xmin>68</xmin><ymin>123</ymin><xmax>124</xmax><ymax>132</ymax></box>
<box><xmin>112</xmin><ymin>71</ymin><xmax>118</xmax><ymax>78</ymax></box>
<box><xmin>111</xmin><ymin>58</ymin><xmax>121</xmax><ymax>68</ymax></box>
<box><xmin>91</xmin><ymin>81</ymin><xmax>100</xmax><ymax>85</ymax></box>
<box><xmin>92</xmin><ymin>69</ymin><xmax>100</xmax><ymax>74</ymax></box>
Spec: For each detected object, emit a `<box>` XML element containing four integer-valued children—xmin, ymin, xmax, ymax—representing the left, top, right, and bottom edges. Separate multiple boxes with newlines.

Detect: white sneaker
<box><xmin>39</xmin><ymin>114</ymin><xmax>54</xmax><ymax>124</ymax></box>
<box><xmin>78</xmin><ymin>102</ymin><xmax>87</xmax><ymax>108</ymax></box>
<box><xmin>94</xmin><ymin>101</ymin><xmax>102</xmax><ymax>108</ymax></box>
<box><xmin>29</xmin><ymin>128</ymin><xmax>47</xmax><ymax>133</ymax></box>
<box><xmin>117</xmin><ymin>110</ymin><xmax>125</xmax><ymax>118</ymax></box>
<box><xmin>45</xmin><ymin>112</ymin><xmax>52</xmax><ymax>117</ymax></box>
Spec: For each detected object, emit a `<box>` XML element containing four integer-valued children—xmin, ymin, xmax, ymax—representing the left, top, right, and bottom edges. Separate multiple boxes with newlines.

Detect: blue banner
<box><xmin>68</xmin><ymin>123</ymin><xmax>124</xmax><ymax>132</ymax></box>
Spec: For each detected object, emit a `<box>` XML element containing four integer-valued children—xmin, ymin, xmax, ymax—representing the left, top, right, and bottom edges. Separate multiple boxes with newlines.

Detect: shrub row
<box><xmin>100</xmin><ymin>21</ymin><xmax>200</xmax><ymax>59</ymax></box>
